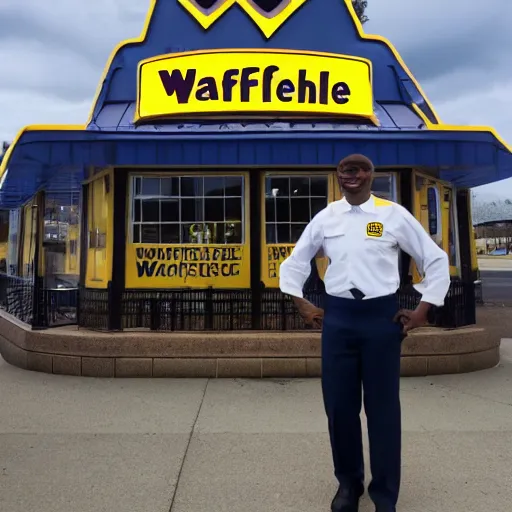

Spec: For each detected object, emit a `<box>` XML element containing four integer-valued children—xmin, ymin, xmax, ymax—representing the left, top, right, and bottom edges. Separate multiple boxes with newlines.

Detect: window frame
<box><xmin>128</xmin><ymin>172</ymin><xmax>247</xmax><ymax>245</ymax></box>
<box><xmin>262</xmin><ymin>171</ymin><xmax>332</xmax><ymax>245</ymax></box>
<box><xmin>370</xmin><ymin>172</ymin><xmax>398</xmax><ymax>202</ymax></box>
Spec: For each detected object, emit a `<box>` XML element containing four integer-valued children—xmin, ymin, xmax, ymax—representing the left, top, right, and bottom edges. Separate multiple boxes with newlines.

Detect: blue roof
<box><xmin>89</xmin><ymin>0</ymin><xmax>439</xmax><ymax>125</ymax></box>
<box><xmin>1</xmin><ymin>125</ymin><xmax>511</xmax><ymax>207</ymax></box>
<box><xmin>1</xmin><ymin>0</ymin><xmax>512</xmax><ymax>207</ymax></box>
<box><xmin>89</xmin><ymin>102</ymin><xmax>427</xmax><ymax>132</ymax></box>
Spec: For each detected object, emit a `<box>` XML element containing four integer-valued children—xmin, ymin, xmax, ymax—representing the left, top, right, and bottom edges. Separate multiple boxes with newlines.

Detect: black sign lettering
<box><xmin>297</xmin><ymin>69</ymin><xmax>316</xmax><ymax>104</ymax></box>
<box><xmin>276</xmin><ymin>79</ymin><xmax>294</xmax><ymax>102</ymax></box>
<box><xmin>262</xmin><ymin>65</ymin><xmax>279</xmax><ymax>102</ymax></box>
<box><xmin>156</xmin><ymin>65</ymin><xmax>353</xmax><ymax>107</ymax></box>
<box><xmin>135</xmin><ymin>246</ymin><xmax>242</xmax><ymax>282</ymax></box>
<box><xmin>195</xmin><ymin>77</ymin><xmax>219</xmax><ymax>101</ymax></box>
<box><xmin>267</xmin><ymin>246</ymin><xmax>293</xmax><ymax>279</ymax></box>
<box><xmin>331</xmin><ymin>82</ymin><xmax>351</xmax><ymax>104</ymax></box>
<box><xmin>158</xmin><ymin>69</ymin><xmax>196</xmax><ymax>103</ymax></box>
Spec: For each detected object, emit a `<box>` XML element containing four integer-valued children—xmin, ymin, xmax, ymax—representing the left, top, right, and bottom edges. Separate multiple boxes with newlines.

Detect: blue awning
<box><xmin>88</xmin><ymin>101</ymin><xmax>427</xmax><ymax>132</ymax></box>
<box><xmin>1</xmin><ymin>125</ymin><xmax>511</xmax><ymax>208</ymax></box>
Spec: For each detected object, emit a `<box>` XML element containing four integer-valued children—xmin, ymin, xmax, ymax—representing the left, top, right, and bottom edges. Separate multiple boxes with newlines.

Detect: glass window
<box><xmin>6</xmin><ymin>209</ymin><xmax>20</xmax><ymax>276</ymax></box>
<box><xmin>427</xmin><ymin>186</ymin><xmax>438</xmax><ymax>236</ymax></box>
<box><xmin>371</xmin><ymin>174</ymin><xmax>396</xmax><ymax>201</ymax></box>
<box><xmin>43</xmin><ymin>193</ymin><xmax>81</xmax><ymax>288</ymax></box>
<box><xmin>131</xmin><ymin>175</ymin><xmax>244</xmax><ymax>244</ymax></box>
<box><xmin>21</xmin><ymin>201</ymin><xmax>37</xmax><ymax>279</ymax></box>
<box><xmin>0</xmin><ymin>210</ymin><xmax>8</xmax><ymax>274</ymax></box>
<box><xmin>446</xmin><ymin>188</ymin><xmax>458</xmax><ymax>267</ymax></box>
<box><xmin>264</xmin><ymin>175</ymin><xmax>329</xmax><ymax>244</ymax></box>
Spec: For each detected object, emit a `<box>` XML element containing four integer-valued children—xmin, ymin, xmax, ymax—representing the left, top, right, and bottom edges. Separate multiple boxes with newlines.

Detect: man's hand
<box><xmin>394</xmin><ymin>301</ymin><xmax>431</xmax><ymax>334</ymax></box>
<box><xmin>292</xmin><ymin>297</ymin><xmax>324</xmax><ymax>329</ymax></box>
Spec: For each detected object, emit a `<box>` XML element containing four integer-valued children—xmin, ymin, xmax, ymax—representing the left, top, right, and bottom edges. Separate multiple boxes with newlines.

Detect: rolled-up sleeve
<box><xmin>279</xmin><ymin>215</ymin><xmax>324</xmax><ymax>298</ymax></box>
<box><xmin>393</xmin><ymin>206</ymin><xmax>451</xmax><ymax>307</ymax></box>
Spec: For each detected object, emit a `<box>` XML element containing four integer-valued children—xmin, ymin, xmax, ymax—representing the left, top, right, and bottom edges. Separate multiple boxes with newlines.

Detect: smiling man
<box><xmin>279</xmin><ymin>154</ymin><xmax>450</xmax><ymax>512</ymax></box>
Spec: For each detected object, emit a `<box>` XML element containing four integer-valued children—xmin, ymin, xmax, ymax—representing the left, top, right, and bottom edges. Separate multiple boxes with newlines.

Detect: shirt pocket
<box><xmin>364</xmin><ymin>234</ymin><xmax>398</xmax><ymax>257</ymax></box>
<box><xmin>322</xmin><ymin>225</ymin><xmax>347</xmax><ymax>261</ymax></box>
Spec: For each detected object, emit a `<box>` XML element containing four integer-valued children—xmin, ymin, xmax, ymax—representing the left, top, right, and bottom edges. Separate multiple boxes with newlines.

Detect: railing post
<box><xmin>150</xmin><ymin>296</ymin><xmax>160</xmax><ymax>330</ymax></box>
<box><xmin>76</xmin><ymin>287</ymin><xmax>81</xmax><ymax>328</ymax></box>
<box><xmin>107</xmin><ymin>281</ymin><xmax>115</xmax><ymax>330</ymax></box>
<box><xmin>31</xmin><ymin>191</ymin><xmax>47</xmax><ymax>329</ymax></box>
<box><xmin>205</xmin><ymin>287</ymin><xmax>214</xmax><ymax>330</ymax></box>
<box><xmin>280</xmin><ymin>292</ymin><xmax>287</xmax><ymax>331</ymax></box>
<box><xmin>466</xmin><ymin>280</ymin><xmax>476</xmax><ymax>325</ymax></box>
<box><xmin>170</xmin><ymin>296</ymin><xmax>176</xmax><ymax>331</ymax></box>
<box><xmin>109</xmin><ymin>168</ymin><xmax>128</xmax><ymax>331</ymax></box>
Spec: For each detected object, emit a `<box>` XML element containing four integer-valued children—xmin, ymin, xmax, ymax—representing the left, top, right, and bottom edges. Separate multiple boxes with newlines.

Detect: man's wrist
<box><xmin>415</xmin><ymin>301</ymin><xmax>432</xmax><ymax>319</ymax></box>
<box><xmin>292</xmin><ymin>296</ymin><xmax>312</xmax><ymax>310</ymax></box>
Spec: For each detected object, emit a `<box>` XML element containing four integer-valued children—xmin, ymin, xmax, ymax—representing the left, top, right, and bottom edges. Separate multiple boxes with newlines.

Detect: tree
<box><xmin>352</xmin><ymin>0</ymin><xmax>369</xmax><ymax>24</ymax></box>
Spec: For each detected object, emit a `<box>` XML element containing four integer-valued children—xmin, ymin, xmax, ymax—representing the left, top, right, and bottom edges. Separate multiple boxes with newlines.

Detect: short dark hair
<box><xmin>337</xmin><ymin>154</ymin><xmax>374</xmax><ymax>172</ymax></box>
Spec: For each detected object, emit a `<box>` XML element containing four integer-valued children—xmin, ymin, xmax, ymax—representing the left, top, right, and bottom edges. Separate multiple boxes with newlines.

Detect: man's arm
<box><xmin>279</xmin><ymin>216</ymin><xmax>325</xmax><ymax>326</ymax></box>
<box><xmin>393</xmin><ymin>206</ymin><xmax>451</xmax><ymax>330</ymax></box>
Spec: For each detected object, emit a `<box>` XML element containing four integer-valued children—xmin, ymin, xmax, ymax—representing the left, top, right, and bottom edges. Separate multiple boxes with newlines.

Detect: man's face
<box><xmin>336</xmin><ymin>164</ymin><xmax>373</xmax><ymax>194</ymax></box>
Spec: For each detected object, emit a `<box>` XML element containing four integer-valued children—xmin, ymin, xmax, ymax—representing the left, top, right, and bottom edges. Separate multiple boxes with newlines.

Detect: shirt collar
<box><xmin>337</xmin><ymin>194</ymin><xmax>376</xmax><ymax>214</ymax></box>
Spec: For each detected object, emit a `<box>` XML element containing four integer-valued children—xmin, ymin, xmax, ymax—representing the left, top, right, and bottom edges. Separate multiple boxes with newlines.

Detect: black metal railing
<box><xmin>0</xmin><ymin>273</ymin><xmax>78</xmax><ymax>328</ymax></box>
<box><xmin>1</xmin><ymin>272</ymin><xmax>476</xmax><ymax>332</ymax></box>
<box><xmin>39</xmin><ymin>286</ymin><xmax>78</xmax><ymax>327</ymax></box>
<box><xmin>0</xmin><ymin>274</ymin><xmax>34</xmax><ymax>324</ymax></box>
<box><xmin>77</xmin><ymin>280</ymin><xmax>476</xmax><ymax>332</ymax></box>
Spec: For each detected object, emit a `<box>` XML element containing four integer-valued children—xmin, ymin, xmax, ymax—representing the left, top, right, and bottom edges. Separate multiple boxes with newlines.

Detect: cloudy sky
<box><xmin>1</xmin><ymin>0</ymin><xmax>511</xmax><ymax>199</ymax></box>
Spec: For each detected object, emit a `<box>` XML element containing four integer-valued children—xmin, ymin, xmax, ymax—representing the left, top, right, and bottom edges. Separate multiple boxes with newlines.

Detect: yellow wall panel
<box><xmin>21</xmin><ymin>199</ymin><xmax>37</xmax><ymax>278</ymax></box>
<box><xmin>125</xmin><ymin>244</ymin><xmax>250</xmax><ymax>288</ymax></box>
<box><xmin>85</xmin><ymin>171</ymin><xmax>113</xmax><ymax>288</ymax></box>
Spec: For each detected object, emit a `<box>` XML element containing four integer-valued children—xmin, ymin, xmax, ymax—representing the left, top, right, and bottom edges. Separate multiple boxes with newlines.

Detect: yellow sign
<box><xmin>263</xmin><ymin>244</ymin><xmax>328</xmax><ymax>288</ymax></box>
<box><xmin>366</xmin><ymin>222</ymin><xmax>384</xmax><ymax>237</ymax></box>
<box><xmin>266</xmin><ymin>245</ymin><xmax>293</xmax><ymax>286</ymax></box>
<box><xmin>125</xmin><ymin>244</ymin><xmax>250</xmax><ymax>289</ymax></box>
<box><xmin>136</xmin><ymin>49</ymin><xmax>376</xmax><ymax>123</ymax></box>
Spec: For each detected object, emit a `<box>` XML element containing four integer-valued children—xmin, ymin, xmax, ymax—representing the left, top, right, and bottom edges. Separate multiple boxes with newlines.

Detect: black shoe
<box><xmin>331</xmin><ymin>486</ymin><xmax>359</xmax><ymax>512</ymax></box>
<box><xmin>375</xmin><ymin>507</ymin><xmax>396</xmax><ymax>512</ymax></box>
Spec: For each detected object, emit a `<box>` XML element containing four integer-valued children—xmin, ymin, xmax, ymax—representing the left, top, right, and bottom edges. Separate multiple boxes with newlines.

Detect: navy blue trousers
<box><xmin>321</xmin><ymin>293</ymin><xmax>402</xmax><ymax>508</ymax></box>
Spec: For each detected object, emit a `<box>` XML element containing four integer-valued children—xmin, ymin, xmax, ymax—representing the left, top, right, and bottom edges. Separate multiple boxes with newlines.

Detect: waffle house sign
<box><xmin>136</xmin><ymin>49</ymin><xmax>376</xmax><ymax>122</ymax></box>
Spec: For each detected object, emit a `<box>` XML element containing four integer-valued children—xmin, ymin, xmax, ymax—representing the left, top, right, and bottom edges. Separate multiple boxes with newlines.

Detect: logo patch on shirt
<box><xmin>366</xmin><ymin>222</ymin><xmax>384</xmax><ymax>237</ymax></box>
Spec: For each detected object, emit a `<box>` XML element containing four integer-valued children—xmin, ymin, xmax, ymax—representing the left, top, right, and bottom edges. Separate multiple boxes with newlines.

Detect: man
<box><xmin>279</xmin><ymin>154</ymin><xmax>450</xmax><ymax>512</ymax></box>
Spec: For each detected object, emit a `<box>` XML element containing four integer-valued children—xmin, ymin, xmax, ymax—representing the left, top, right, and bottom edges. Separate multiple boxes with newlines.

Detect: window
<box><xmin>21</xmin><ymin>201</ymin><xmax>37</xmax><ymax>278</ymax></box>
<box><xmin>0</xmin><ymin>210</ymin><xmax>8</xmax><ymax>274</ymax></box>
<box><xmin>264</xmin><ymin>175</ymin><xmax>329</xmax><ymax>244</ymax></box>
<box><xmin>427</xmin><ymin>186</ymin><xmax>439</xmax><ymax>236</ymax></box>
<box><xmin>131</xmin><ymin>175</ymin><xmax>244</xmax><ymax>244</ymax></box>
<box><xmin>7</xmin><ymin>209</ymin><xmax>19</xmax><ymax>276</ymax></box>
<box><xmin>0</xmin><ymin>210</ymin><xmax>8</xmax><ymax>244</ymax></box>
<box><xmin>445</xmin><ymin>187</ymin><xmax>458</xmax><ymax>267</ymax></box>
<box><xmin>426</xmin><ymin>185</ymin><xmax>442</xmax><ymax>246</ymax></box>
<box><xmin>371</xmin><ymin>174</ymin><xmax>397</xmax><ymax>201</ymax></box>
<box><xmin>43</xmin><ymin>193</ymin><xmax>80</xmax><ymax>287</ymax></box>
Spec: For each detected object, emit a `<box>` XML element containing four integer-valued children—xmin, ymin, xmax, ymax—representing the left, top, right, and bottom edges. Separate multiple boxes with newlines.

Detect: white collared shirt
<box><xmin>279</xmin><ymin>195</ymin><xmax>450</xmax><ymax>306</ymax></box>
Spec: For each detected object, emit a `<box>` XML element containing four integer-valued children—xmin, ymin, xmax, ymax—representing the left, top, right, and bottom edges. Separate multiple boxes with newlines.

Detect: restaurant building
<box><xmin>1</xmin><ymin>0</ymin><xmax>511</xmax><ymax>334</ymax></box>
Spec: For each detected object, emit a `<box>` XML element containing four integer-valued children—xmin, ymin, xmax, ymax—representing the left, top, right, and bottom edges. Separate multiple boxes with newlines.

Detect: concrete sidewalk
<box><xmin>1</xmin><ymin>343</ymin><xmax>512</xmax><ymax>512</ymax></box>
<box><xmin>478</xmin><ymin>256</ymin><xmax>512</xmax><ymax>271</ymax></box>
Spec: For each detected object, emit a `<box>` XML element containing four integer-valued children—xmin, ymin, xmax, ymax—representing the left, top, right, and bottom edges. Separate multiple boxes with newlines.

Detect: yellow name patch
<box><xmin>366</xmin><ymin>222</ymin><xmax>384</xmax><ymax>237</ymax></box>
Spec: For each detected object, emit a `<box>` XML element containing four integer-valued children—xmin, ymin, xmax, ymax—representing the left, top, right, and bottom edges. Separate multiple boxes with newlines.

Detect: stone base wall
<box><xmin>0</xmin><ymin>309</ymin><xmax>501</xmax><ymax>378</ymax></box>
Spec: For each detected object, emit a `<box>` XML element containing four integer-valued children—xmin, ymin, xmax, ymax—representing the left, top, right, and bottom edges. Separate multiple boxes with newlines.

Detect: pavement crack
<box><xmin>168</xmin><ymin>379</ymin><xmax>210</xmax><ymax>512</ymax></box>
